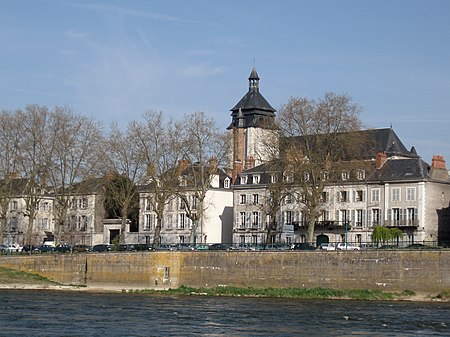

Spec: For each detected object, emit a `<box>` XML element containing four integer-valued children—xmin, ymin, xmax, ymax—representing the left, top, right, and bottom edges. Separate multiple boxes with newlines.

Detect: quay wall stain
<box><xmin>1</xmin><ymin>250</ymin><xmax>449</xmax><ymax>292</ymax></box>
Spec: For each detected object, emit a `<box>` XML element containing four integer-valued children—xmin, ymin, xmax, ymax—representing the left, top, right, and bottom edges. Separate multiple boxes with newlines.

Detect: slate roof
<box><xmin>228</xmin><ymin>67</ymin><xmax>276</xmax><ymax>129</ymax></box>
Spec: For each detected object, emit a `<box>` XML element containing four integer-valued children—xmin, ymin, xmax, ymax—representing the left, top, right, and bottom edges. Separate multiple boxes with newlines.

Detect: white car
<box><xmin>320</xmin><ymin>243</ymin><xmax>336</xmax><ymax>251</ymax></box>
<box><xmin>7</xmin><ymin>244</ymin><xmax>23</xmax><ymax>253</ymax></box>
<box><xmin>336</xmin><ymin>243</ymin><xmax>360</xmax><ymax>251</ymax></box>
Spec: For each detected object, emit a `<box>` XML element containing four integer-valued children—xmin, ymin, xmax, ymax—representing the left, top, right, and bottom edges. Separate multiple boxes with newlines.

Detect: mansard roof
<box><xmin>368</xmin><ymin>157</ymin><xmax>429</xmax><ymax>182</ymax></box>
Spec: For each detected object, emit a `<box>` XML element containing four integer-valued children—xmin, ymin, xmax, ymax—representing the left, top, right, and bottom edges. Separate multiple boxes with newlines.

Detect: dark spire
<box><xmin>249</xmin><ymin>67</ymin><xmax>260</xmax><ymax>92</ymax></box>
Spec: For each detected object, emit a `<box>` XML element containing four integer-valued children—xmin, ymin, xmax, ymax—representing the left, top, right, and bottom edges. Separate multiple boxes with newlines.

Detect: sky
<box><xmin>1</xmin><ymin>0</ymin><xmax>449</xmax><ymax>164</ymax></box>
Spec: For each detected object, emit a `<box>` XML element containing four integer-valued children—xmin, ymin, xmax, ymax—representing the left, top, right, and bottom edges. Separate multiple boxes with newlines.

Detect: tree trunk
<box><xmin>306</xmin><ymin>216</ymin><xmax>316</xmax><ymax>244</ymax></box>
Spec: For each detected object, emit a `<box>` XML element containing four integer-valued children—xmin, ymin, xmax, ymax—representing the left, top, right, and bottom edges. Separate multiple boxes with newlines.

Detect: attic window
<box><xmin>253</xmin><ymin>175</ymin><xmax>260</xmax><ymax>184</ymax></box>
<box><xmin>224</xmin><ymin>178</ymin><xmax>230</xmax><ymax>189</ymax></box>
<box><xmin>284</xmin><ymin>173</ymin><xmax>293</xmax><ymax>183</ymax></box>
<box><xmin>271</xmin><ymin>175</ymin><xmax>278</xmax><ymax>183</ymax></box>
<box><xmin>240</xmin><ymin>175</ymin><xmax>248</xmax><ymax>184</ymax></box>
<box><xmin>321</xmin><ymin>171</ymin><xmax>329</xmax><ymax>181</ymax></box>
<box><xmin>341</xmin><ymin>171</ymin><xmax>349</xmax><ymax>181</ymax></box>
<box><xmin>357</xmin><ymin>170</ymin><xmax>365</xmax><ymax>180</ymax></box>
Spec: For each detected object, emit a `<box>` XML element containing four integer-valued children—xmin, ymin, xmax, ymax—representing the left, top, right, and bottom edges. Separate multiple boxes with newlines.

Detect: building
<box><xmin>138</xmin><ymin>162</ymin><xmax>233</xmax><ymax>245</ymax></box>
<box><xmin>230</xmin><ymin>69</ymin><xmax>450</xmax><ymax>247</ymax></box>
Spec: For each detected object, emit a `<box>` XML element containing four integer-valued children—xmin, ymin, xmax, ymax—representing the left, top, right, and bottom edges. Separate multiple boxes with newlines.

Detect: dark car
<box><xmin>133</xmin><ymin>244</ymin><xmax>154</xmax><ymax>251</ymax></box>
<box><xmin>208</xmin><ymin>243</ymin><xmax>233</xmax><ymax>251</ymax></box>
<box><xmin>72</xmin><ymin>245</ymin><xmax>90</xmax><ymax>253</ymax></box>
<box><xmin>22</xmin><ymin>245</ymin><xmax>40</xmax><ymax>253</ymax></box>
<box><xmin>406</xmin><ymin>243</ymin><xmax>434</xmax><ymax>250</ymax></box>
<box><xmin>92</xmin><ymin>244</ymin><xmax>111</xmax><ymax>252</ymax></box>
<box><xmin>38</xmin><ymin>245</ymin><xmax>55</xmax><ymax>253</ymax></box>
<box><xmin>55</xmin><ymin>244</ymin><xmax>72</xmax><ymax>253</ymax></box>
<box><xmin>291</xmin><ymin>243</ymin><xmax>317</xmax><ymax>251</ymax></box>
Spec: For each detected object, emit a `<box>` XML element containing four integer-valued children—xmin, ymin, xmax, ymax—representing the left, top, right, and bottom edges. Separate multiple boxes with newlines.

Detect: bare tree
<box><xmin>0</xmin><ymin>110</ymin><xmax>21</xmax><ymax>244</ymax></box>
<box><xmin>103</xmin><ymin>122</ymin><xmax>146</xmax><ymax>243</ymax></box>
<box><xmin>132</xmin><ymin>110</ymin><xmax>183</xmax><ymax>248</ymax></box>
<box><xmin>178</xmin><ymin>111</ymin><xmax>229</xmax><ymax>244</ymax></box>
<box><xmin>278</xmin><ymin>93</ymin><xmax>363</xmax><ymax>243</ymax></box>
<box><xmin>46</xmin><ymin>106</ymin><xmax>103</xmax><ymax>245</ymax></box>
<box><xmin>15</xmin><ymin>105</ymin><xmax>54</xmax><ymax>248</ymax></box>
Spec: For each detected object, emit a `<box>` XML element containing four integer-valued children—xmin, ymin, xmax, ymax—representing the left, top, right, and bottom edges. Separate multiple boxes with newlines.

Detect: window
<box><xmin>178</xmin><ymin>198</ymin><xmax>186</xmax><ymax>210</ymax></box>
<box><xmin>303</xmin><ymin>172</ymin><xmax>310</xmax><ymax>181</ymax></box>
<box><xmin>320</xmin><ymin>191</ymin><xmax>328</xmax><ymax>202</ymax></box>
<box><xmin>224</xmin><ymin>178</ymin><xmax>230</xmax><ymax>188</ymax></box>
<box><xmin>340</xmin><ymin>209</ymin><xmax>349</xmax><ymax>225</ymax></box>
<box><xmin>392</xmin><ymin>208</ymin><xmax>401</xmax><ymax>225</ymax></box>
<box><xmin>354</xmin><ymin>190</ymin><xmax>364</xmax><ymax>202</ymax></box>
<box><xmin>10</xmin><ymin>200</ymin><xmax>18</xmax><ymax>211</ymax></box>
<box><xmin>284</xmin><ymin>173</ymin><xmax>293</xmax><ymax>183</ymax></box>
<box><xmin>341</xmin><ymin>171</ymin><xmax>349</xmax><ymax>181</ymax></box>
<box><xmin>240</xmin><ymin>194</ymin><xmax>247</xmax><ymax>205</ymax></box>
<box><xmin>178</xmin><ymin>213</ymin><xmax>186</xmax><ymax>229</ymax></box>
<box><xmin>406</xmin><ymin>187</ymin><xmax>416</xmax><ymax>201</ymax></box>
<box><xmin>371</xmin><ymin>189</ymin><xmax>380</xmax><ymax>203</ymax></box>
<box><xmin>372</xmin><ymin>208</ymin><xmax>380</xmax><ymax>226</ymax></box>
<box><xmin>253</xmin><ymin>175</ymin><xmax>260</xmax><ymax>184</ymax></box>
<box><xmin>81</xmin><ymin>198</ymin><xmax>88</xmax><ymax>209</ymax></box>
<box><xmin>252</xmin><ymin>194</ymin><xmax>259</xmax><ymax>205</ymax></box>
<box><xmin>391</xmin><ymin>188</ymin><xmax>401</xmax><ymax>202</ymax></box>
<box><xmin>355</xmin><ymin>209</ymin><xmax>363</xmax><ymax>227</ymax></box>
<box><xmin>285</xmin><ymin>193</ymin><xmax>292</xmax><ymax>204</ymax></box>
<box><xmin>240</xmin><ymin>175</ymin><xmax>247</xmax><ymax>184</ymax></box>
<box><xmin>145</xmin><ymin>214</ymin><xmax>156</xmax><ymax>230</ymax></box>
<box><xmin>357</xmin><ymin>169</ymin><xmax>365</xmax><ymax>180</ymax></box>
<box><xmin>321</xmin><ymin>171</ymin><xmax>329</xmax><ymax>181</ymax></box>
<box><xmin>146</xmin><ymin>198</ymin><xmax>153</xmax><ymax>211</ymax></box>
<box><xmin>252</xmin><ymin>211</ymin><xmax>260</xmax><ymax>228</ymax></box>
<box><xmin>165</xmin><ymin>214</ymin><xmax>173</xmax><ymax>229</ymax></box>
<box><xmin>270</xmin><ymin>175</ymin><xmax>278</xmax><ymax>183</ymax></box>
<box><xmin>283</xmin><ymin>211</ymin><xmax>292</xmax><ymax>225</ymax></box>
<box><xmin>239</xmin><ymin>235</ymin><xmax>245</xmax><ymax>244</ymax></box>
<box><xmin>407</xmin><ymin>208</ymin><xmax>417</xmax><ymax>225</ymax></box>
<box><xmin>239</xmin><ymin>212</ymin><xmax>247</xmax><ymax>228</ymax></box>
<box><xmin>339</xmin><ymin>191</ymin><xmax>348</xmax><ymax>202</ymax></box>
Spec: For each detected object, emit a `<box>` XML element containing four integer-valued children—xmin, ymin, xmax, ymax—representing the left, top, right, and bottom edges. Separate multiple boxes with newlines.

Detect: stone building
<box><xmin>230</xmin><ymin>69</ymin><xmax>450</xmax><ymax>247</ymax></box>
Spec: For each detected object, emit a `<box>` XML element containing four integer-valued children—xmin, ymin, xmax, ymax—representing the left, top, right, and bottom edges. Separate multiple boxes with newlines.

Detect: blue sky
<box><xmin>1</xmin><ymin>0</ymin><xmax>449</xmax><ymax>164</ymax></box>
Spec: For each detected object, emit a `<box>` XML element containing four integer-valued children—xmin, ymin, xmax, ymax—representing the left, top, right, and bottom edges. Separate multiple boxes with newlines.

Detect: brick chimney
<box><xmin>375</xmin><ymin>152</ymin><xmax>388</xmax><ymax>169</ymax></box>
<box><xmin>430</xmin><ymin>155</ymin><xmax>449</xmax><ymax>180</ymax></box>
<box><xmin>244</xmin><ymin>156</ymin><xmax>255</xmax><ymax>170</ymax></box>
<box><xmin>177</xmin><ymin>159</ymin><xmax>190</xmax><ymax>176</ymax></box>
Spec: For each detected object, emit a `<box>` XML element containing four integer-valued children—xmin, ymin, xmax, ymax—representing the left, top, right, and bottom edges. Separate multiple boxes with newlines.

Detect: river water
<box><xmin>0</xmin><ymin>290</ymin><xmax>449</xmax><ymax>336</ymax></box>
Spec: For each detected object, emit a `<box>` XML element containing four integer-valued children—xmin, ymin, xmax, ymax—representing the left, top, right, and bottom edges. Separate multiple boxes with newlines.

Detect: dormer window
<box><xmin>357</xmin><ymin>169</ymin><xmax>365</xmax><ymax>180</ymax></box>
<box><xmin>303</xmin><ymin>172</ymin><xmax>310</xmax><ymax>181</ymax></box>
<box><xmin>253</xmin><ymin>175</ymin><xmax>260</xmax><ymax>184</ymax></box>
<box><xmin>341</xmin><ymin>171</ymin><xmax>349</xmax><ymax>181</ymax></box>
<box><xmin>240</xmin><ymin>175</ymin><xmax>248</xmax><ymax>184</ymax></box>
<box><xmin>224</xmin><ymin>178</ymin><xmax>230</xmax><ymax>189</ymax></box>
<box><xmin>271</xmin><ymin>175</ymin><xmax>278</xmax><ymax>183</ymax></box>
<box><xmin>284</xmin><ymin>173</ymin><xmax>293</xmax><ymax>183</ymax></box>
<box><xmin>179</xmin><ymin>176</ymin><xmax>187</xmax><ymax>186</ymax></box>
<box><xmin>321</xmin><ymin>171</ymin><xmax>329</xmax><ymax>181</ymax></box>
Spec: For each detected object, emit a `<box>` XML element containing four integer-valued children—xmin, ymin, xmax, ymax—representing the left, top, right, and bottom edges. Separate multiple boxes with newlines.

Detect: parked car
<box><xmin>7</xmin><ymin>244</ymin><xmax>23</xmax><ymax>253</ymax></box>
<box><xmin>319</xmin><ymin>243</ymin><xmax>336</xmax><ymax>251</ymax></box>
<box><xmin>263</xmin><ymin>243</ymin><xmax>290</xmax><ymax>251</ymax></box>
<box><xmin>406</xmin><ymin>243</ymin><xmax>434</xmax><ymax>250</ymax></box>
<box><xmin>208</xmin><ymin>243</ymin><xmax>234</xmax><ymax>251</ymax></box>
<box><xmin>72</xmin><ymin>245</ymin><xmax>90</xmax><ymax>253</ymax></box>
<box><xmin>91</xmin><ymin>244</ymin><xmax>111</xmax><ymax>252</ymax></box>
<box><xmin>336</xmin><ymin>243</ymin><xmax>361</xmax><ymax>251</ymax></box>
<box><xmin>54</xmin><ymin>244</ymin><xmax>72</xmax><ymax>253</ymax></box>
<box><xmin>291</xmin><ymin>243</ymin><xmax>317</xmax><ymax>251</ymax></box>
<box><xmin>38</xmin><ymin>245</ymin><xmax>56</xmax><ymax>253</ymax></box>
<box><xmin>22</xmin><ymin>245</ymin><xmax>40</xmax><ymax>253</ymax></box>
<box><xmin>0</xmin><ymin>245</ymin><xmax>7</xmax><ymax>253</ymax></box>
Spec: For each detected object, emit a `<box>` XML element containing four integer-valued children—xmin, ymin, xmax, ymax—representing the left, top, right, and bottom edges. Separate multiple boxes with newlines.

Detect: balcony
<box><xmin>293</xmin><ymin>220</ymin><xmax>349</xmax><ymax>230</ymax></box>
<box><xmin>383</xmin><ymin>219</ymin><xmax>419</xmax><ymax>228</ymax></box>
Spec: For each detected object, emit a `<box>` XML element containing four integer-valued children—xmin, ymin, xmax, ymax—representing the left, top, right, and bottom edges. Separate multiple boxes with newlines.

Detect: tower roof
<box><xmin>228</xmin><ymin>68</ymin><xmax>276</xmax><ymax>129</ymax></box>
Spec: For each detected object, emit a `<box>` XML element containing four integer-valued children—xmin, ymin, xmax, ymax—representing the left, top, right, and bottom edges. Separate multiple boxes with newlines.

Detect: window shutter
<box><xmin>335</xmin><ymin>210</ymin><xmax>339</xmax><ymax>221</ymax></box>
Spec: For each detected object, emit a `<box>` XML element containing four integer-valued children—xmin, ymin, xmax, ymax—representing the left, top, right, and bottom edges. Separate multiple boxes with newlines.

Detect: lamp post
<box><xmin>345</xmin><ymin>220</ymin><xmax>348</xmax><ymax>247</ymax></box>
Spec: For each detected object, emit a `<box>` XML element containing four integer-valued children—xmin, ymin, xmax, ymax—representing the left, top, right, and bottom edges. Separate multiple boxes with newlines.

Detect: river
<box><xmin>0</xmin><ymin>290</ymin><xmax>449</xmax><ymax>336</ymax></box>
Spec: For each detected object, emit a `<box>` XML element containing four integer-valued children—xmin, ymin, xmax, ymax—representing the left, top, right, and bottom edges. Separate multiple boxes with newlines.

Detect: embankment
<box><xmin>0</xmin><ymin>250</ymin><xmax>449</xmax><ymax>293</ymax></box>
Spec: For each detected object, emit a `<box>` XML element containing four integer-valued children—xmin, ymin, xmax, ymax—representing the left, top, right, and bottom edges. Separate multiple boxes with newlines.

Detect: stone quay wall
<box><xmin>1</xmin><ymin>250</ymin><xmax>449</xmax><ymax>292</ymax></box>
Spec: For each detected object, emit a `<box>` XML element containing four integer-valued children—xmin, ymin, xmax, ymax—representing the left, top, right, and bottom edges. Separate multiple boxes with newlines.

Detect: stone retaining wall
<box><xmin>1</xmin><ymin>250</ymin><xmax>449</xmax><ymax>292</ymax></box>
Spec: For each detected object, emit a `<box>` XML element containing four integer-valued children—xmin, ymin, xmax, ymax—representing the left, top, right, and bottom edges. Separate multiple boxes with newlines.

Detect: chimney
<box><xmin>244</xmin><ymin>156</ymin><xmax>255</xmax><ymax>170</ymax></box>
<box><xmin>232</xmin><ymin>160</ymin><xmax>243</xmax><ymax>183</ymax></box>
<box><xmin>430</xmin><ymin>155</ymin><xmax>449</xmax><ymax>180</ymax></box>
<box><xmin>432</xmin><ymin>155</ymin><xmax>446</xmax><ymax>169</ymax></box>
<box><xmin>375</xmin><ymin>152</ymin><xmax>388</xmax><ymax>169</ymax></box>
<box><xmin>146</xmin><ymin>163</ymin><xmax>155</xmax><ymax>177</ymax></box>
<box><xmin>177</xmin><ymin>159</ymin><xmax>190</xmax><ymax>176</ymax></box>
